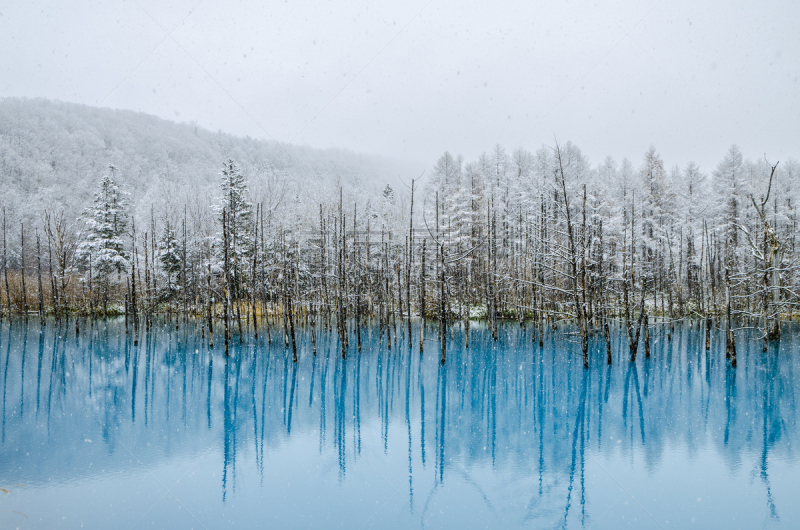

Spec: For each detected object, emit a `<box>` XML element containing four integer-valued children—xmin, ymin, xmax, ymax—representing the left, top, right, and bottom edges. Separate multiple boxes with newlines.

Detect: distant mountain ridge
<box><xmin>0</xmin><ymin>97</ymin><xmax>415</xmax><ymax>231</ymax></box>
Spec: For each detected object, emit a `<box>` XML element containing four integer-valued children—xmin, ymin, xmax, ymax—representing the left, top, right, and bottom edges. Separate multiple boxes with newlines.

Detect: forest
<box><xmin>1</xmin><ymin>97</ymin><xmax>799</xmax><ymax>368</ymax></box>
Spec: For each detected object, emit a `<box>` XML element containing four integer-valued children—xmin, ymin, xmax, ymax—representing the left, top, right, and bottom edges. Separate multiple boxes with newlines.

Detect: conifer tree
<box><xmin>216</xmin><ymin>159</ymin><xmax>253</xmax><ymax>295</ymax></box>
<box><xmin>77</xmin><ymin>166</ymin><xmax>130</xmax><ymax>313</ymax></box>
<box><xmin>158</xmin><ymin>219</ymin><xmax>182</xmax><ymax>302</ymax></box>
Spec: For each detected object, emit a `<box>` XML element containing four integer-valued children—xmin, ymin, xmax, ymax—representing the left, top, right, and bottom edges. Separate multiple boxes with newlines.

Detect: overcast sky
<box><xmin>2</xmin><ymin>0</ymin><xmax>798</xmax><ymax>173</ymax></box>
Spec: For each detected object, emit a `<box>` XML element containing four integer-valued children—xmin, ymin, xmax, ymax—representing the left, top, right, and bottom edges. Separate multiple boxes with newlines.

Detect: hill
<box><xmin>0</xmin><ymin>97</ymin><xmax>417</xmax><ymax>231</ymax></box>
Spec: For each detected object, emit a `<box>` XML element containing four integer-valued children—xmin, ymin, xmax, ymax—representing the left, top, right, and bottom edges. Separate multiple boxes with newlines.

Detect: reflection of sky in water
<box><xmin>0</xmin><ymin>320</ymin><xmax>798</xmax><ymax>528</ymax></box>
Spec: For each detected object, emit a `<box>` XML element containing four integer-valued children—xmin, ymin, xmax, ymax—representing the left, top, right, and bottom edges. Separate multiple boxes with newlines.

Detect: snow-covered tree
<box><xmin>215</xmin><ymin>159</ymin><xmax>253</xmax><ymax>291</ymax></box>
<box><xmin>714</xmin><ymin>145</ymin><xmax>744</xmax><ymax>265</ymax></box>
<box><xmin>78</xmin><ymin>166</ymin><xmax>130</xmax><ymax>280</ymax></box>
<box><xmin>639</xmin><ymin>146</ymin><xmax>667</xmax><ymax>258</ymax></box>
<box><xmin>158</xmin><ymin>218</ymin><xmax>182</xmax><ymax>301</ymax></box>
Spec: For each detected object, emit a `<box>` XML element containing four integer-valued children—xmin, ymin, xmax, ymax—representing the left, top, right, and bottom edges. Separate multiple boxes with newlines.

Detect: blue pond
<box><xmin>0</xmin><ymin>319</ymin><xmax>798</xmax><ymax>528</ymax></box>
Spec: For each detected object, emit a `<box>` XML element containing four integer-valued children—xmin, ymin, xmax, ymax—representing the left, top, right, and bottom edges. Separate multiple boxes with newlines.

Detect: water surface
<box><xmin>0</xmin><ymin>319</ymin><xmax>798</xmax><ymax>528</ymax></box>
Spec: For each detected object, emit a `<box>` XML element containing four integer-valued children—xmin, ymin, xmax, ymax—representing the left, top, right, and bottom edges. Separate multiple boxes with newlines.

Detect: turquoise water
<box><xmin>0</xmin><ymin>319</ymin><xmax>798</xmax><ymax>529</ymax></box>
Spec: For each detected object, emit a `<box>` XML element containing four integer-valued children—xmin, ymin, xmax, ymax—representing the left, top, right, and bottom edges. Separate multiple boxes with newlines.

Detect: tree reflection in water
<box><xmin>0</xmin><ymin>319</ymin><xmax>797</xmax><ymax>528</ymax></box>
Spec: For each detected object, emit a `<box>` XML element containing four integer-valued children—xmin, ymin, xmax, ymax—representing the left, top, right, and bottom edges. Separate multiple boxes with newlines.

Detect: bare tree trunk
<box><xmin>251</xmin><ymin>203</ymin><xmax>259</xmax><ymax>339</ymax></box>
<box><xmin>36</xmin><ymin>232</ymin><xmax>44</xmax><ymax>325</ymax></box>
<box><xmin>223</xmin><ymin>208</ymin><xmax>231</xmax><ymax>356</ymax></box>
<box><xmin>626</xmin><ymin>275</ymin><xmax>646</xmax><ymax>363</ymax></box>
<box><xmin>144</xmin><ymin>232</ymin><xmax>151</xmax><ymax>331</ymax></box>
<box><xmin>2</xmin><ymin>210</ymin><xmax>9</xmax><ymax>318</ymax></box>
<box><xmin>182</xmin><ymin>211</ymin><xmax>188</xmax><ymax>325</ymax></box>
<box><xmin>207</xmin><ymin>261</ymin><xmax>214</xmax><ymax>348</ymax></box>
<box><xmin>21</xmin><ymin>223</ymin><xmax>28</xmax><ymax>318</ymax></box>
<box><xmin>88</xmin><ymin>251</ymin><xmax>94</xmax><ymax>322</ymax></box>
<box><xmin>407</xmin><ymin>179</ymin><xmax>414</xmax><ymax>347</ymax></box>
<box><xmin>131</xmin><ymin>219</ymin><xmax>138</xmax><ymax>344</ymax></box>
<box><xmin>288</xmin><ymin>257</ymin><xmax>298</xmax><ymax>363</ymax></box>
<box><xmin>45</xmin><ymin>217</ymin><xmax>58</xmax><ymax>322</ymax></box>
<box><xmin>355</xmin><ymin>205</ymin><xmax>362</xmax><ymax>352</ymax></box>
<box><xmin>419</xmin><ymin>238</ymin><xmax>426</xmax><ymax>352</ymax></box>
<box><xmin>725</xmin><ymin>268</ymin><xmax>736</xmax><ymax>365</ymax></box>
<box><xmin>555</xmin><ymin>144</ymin><xmax>588</xmax><ymax>368</ymax></box>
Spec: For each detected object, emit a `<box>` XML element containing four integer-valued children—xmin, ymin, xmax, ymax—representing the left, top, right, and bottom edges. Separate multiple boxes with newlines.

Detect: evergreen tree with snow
<box><xmin>77</xmin><ymin>165</ymin><xmax>130</xmax><ymax>314</ymax></box>
<box><xmin>158</xmin><ymin>218</ymin><xmax>182</xmax><ymax>302</ymax></box>
<box><xmin>216</xmin><ymin>159</ymin><xmax>253</xmax><ymax>293</ymax></box>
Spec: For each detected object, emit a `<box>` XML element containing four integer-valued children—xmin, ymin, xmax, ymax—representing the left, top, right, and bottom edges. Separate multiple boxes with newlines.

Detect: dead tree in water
<box><xmin>555</xmin><ymin>143</ymin><xmax>589</xmax><ymax>368</ymax></box>
<box><xmin>419</xmin><ymin>238</ymin><xmax>426</xmax><ymax>353</ymax></box>
<box><xmin>437</xmin><ymin>193</ymin><xmax>447</xmax><ymax>364</ymax></box>
<box><xmin>143</xmin><ymin>232</ymin><xmax>150</xmax><ymax>331</ymax></box>
<box><xmin>407</xmin><ymin>179</ymin><xmax>415</xmax><ymax>346</ymax></box>
<box><xmin>288</xmin><ymin>240</ymin><xmax>298</xmax><ymax>363</ymax></box>
<box><xmin>207</xmin><ymin>261</ymin><xmax>214</xmax><ymax>349</ymax></box>
<box><xmin>354</xmin><ymin>204</ymin><xmax>362</xmax><ymax>352</ymax></box>
<box><xmin>36</xmin><ymin>231</ymin><xmax>44</xmax><ymax>325</ymax></box>
<box><xmin>336</xmin><ymin>191</ymin><xmax>347</xmax><ymax>359</ymax></box>
<box><xmin>251</xmin><ymin>203</ymin><xmax>259</xmax><ymax>339</ymax></box>
<box><xmin>2</xmin><ymin>210</ymin><xmax>8</xmax><ymax>318</ymax></box>
<box><xmin>624</xmin><ymin>273</ymin><xmax>647</xmax><ymax>363</ymax></box>
<box><xmin>725</xmin><ymin>268</ymin><xmax>737</xmax><ymax>366</ymax></box>
<box><xmin>130</xmin><ymin>218</ymin><xmax>139</xmax><ymax>344</ymax></box>
<box><xmin>21</xmin><ymin>223</ymin><xmax>29</xmax><ymax>318</ymax></box>
<box><xmin>44</xmin><ymin>212</ymin><xmax>80</xmax><ymax>322</ymax></box>
<box><xmin>222</xmin><ymin>208</ymin><xmax>231</xmax><ymax>356</ymax></box>
<box><xmin>737</xmin><ymin>160</ymin><xmax>782</xmax><ymax>351</ymax></box>
<box><xmin>45</xmin><ymin>219</ymin><xmax>58</xmax><ymax>321</ymax></box>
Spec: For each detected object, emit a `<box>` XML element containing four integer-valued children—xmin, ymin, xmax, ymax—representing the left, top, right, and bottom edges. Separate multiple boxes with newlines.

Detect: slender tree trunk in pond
<box><xmin>287</xmin><ymin>268</ymin><xmax>298</xmax><ymax>363</ymax></box>
<box><xmin>407</xmin><ymin>179</ymin><xmax>414</xmax><ymax>348</ymax></box>
<box><xmin>491</xmin><ymin>204</ymin><xmax>498</xmax><ymax>341</ymax></box>
<box><xmin>643</xmin><ymin>313</ymin><xmax>650</xmax><ymax>358</ymax></box>
<box><xmin>251</xmin><ymin>204</ymin><xmax>259</xmax><ymax>339</ymax></box>
<box><xmin>260</xmin><ymin>207</ymin><xmax>270</xmax><ymax>344</ymax></box>
<box><xmin>385</xmin><ymin>261</ymin><xmax>392</xmax><ymax>351</ymax></box>
<box><xmin>354</xmin><ymin>204</ymin><xmax>362</xmax><ymax>353</ymax></box>
<box><xmin>420</xmin><ymin>238</ymin><xmax>425</xmax><ymax>353</ymax></box>
<box><xmin>207</xmin><ymin>262</ymin><xmax>214</xmax><ymax>349</ymax></box>
<box><xmin>36</xmin><ymin>230</ymin><xmax>44</xmax><ymax>326</ymax></box>
<box><xmin>223</xmin><ymin>208</ymin><xmax>231</xmax><ymax>356</ymax></box>
<box><xmin>725</xmin><ymin>268</ymin><xmax>736</xmax><ymax>363</ymax></box>
<box><xmin>311</xmin><ymin>296</ymin><xmax>317</xmax><ymax>356</ymax></box>
<box><xmin>36</xmin><ymin>232</ymin><xmax>44</xmax><ymax>325</ymax></box>
<box><xmin>21</xmin><ymin>223</ymin><xmax>29</xmax><ymax>318</ymax></box>
<box><xmin>555</xmin><ymin>145</ymin><xmax>588</xmax><ymax>368</ymax></box>
<box><xmin>143</xmin><ymin>232</ymin><xmax>150</xmax><ymax>332</ymax></box>
<box><xmin>45</xmin><ymin>220</ymin><xmax>58</xmax><ymax>322</ymax></box>
<box><xmin>627</xmin><ymin>279</ymin><xmax>646</xmax><ymax>363</ymax></box>
<box><xmin>124</xmin><ymin>283</ymin><xmax>130</xmax><ymax>333</ymax></box>
<box><xmin>3</xmin><ymin>210</ymin><xmax>10</xmax><ymax>318</ymax></box>
<box><xmin>131</xmin><ymin>219</ymin><xmax>139</xmax><ymax>345</ymax></box>
<box><xmin>282</xmin><ymin>230</ymin><xmax>290</xmax><ymax>348</ymax></box>
<box><xmin>436</xmin><ymin>192</ymin><xmax>446</xmax><ymax>364</ymax></box>
<box><xmin>235</xmin><ymin>288</ymin><xmax>244</xmax><ymax>343</ymax></box>
<box><xmin>88</xmin><ymin>251</ymin><xmax>94</xmax><ymax>322</ymax></box>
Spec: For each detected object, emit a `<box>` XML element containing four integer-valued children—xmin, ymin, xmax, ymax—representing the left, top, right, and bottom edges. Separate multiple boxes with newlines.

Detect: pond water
<box><xmin>0</xmin><ymin>319</ymin><xmax>798</xmax><ymax>529</ymax></box>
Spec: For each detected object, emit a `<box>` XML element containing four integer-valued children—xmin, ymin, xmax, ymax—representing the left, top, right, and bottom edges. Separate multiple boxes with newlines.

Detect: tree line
<box><xmin>1</xmin><ymin>142</ymin><xmax>799</xmax><ymax>367</ymax></box>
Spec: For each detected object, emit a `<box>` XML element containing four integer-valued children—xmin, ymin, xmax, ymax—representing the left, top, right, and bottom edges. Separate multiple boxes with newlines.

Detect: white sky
<box><xmin>1</xmin><ymin>0</ymin><xmax>798</xmax><ymax>173</ymax></box>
